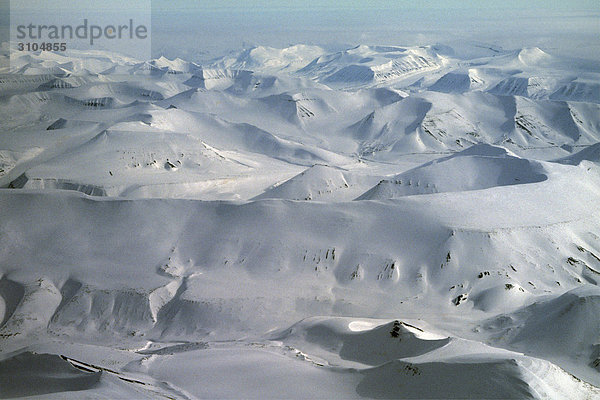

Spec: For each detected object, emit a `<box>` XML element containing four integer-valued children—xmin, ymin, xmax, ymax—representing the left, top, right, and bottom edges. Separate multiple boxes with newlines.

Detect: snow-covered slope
<box><xmin>556</xmin><ymin>142</ymin><xmax>600</xmax><ymax>165</ymax></box>
<box><xmin>211</xmin><ymin>45</ymin><xmax>327</xmax><ymax>74</ymax></box>
<box><xmin>357</xmin><ymin>144</ymin><xmax>548</xmax><ymax>199</ymax></box>
<box><xmin>298</xmin><ymin>45</ymin><xmax>445</xmax><ymax>88</ymax></box>
<box><xmin>1</xmin><ymin>43</ymin><xmax>600</xmax><ymax>398</ymax></box>
<box><xmin>253</xmin><ymin>164</ymin><xmax>379</xmax><ymax>201</ymax></box>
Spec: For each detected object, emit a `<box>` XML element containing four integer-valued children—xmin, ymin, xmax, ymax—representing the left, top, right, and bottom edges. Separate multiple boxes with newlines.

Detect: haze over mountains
<box><xmin>1</xmin><ymin>41</ymin><xmax>599</xmax><ymax>398</ymax></box>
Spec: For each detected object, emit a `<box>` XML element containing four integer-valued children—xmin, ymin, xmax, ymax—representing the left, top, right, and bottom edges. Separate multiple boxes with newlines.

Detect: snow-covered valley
<box><xmin>1</xmin><ymin>42</ymin><xmax>600</xmax><ymax>398</ymax></box>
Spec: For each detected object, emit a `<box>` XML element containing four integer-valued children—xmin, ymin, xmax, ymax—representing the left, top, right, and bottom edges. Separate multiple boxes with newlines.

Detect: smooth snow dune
<box><xmin>253</xmin><ymin>164</ymin><xmax>379</xmax><ymax>201</ymax></box>
<box><xmin>429</xmin><ymin>71</ymin><xmax>482</xmax><ymax>93</ymax></box>
<box><xmin>124</xmin><ymin>340</ymin><xmax>599</xmax><ymax>399</ymax></box>
<box><xmin>356</xmin><ymin>354</ymin><xmax>600</xmax><ymax>399</ymax></box>
<box><xmin>129</xmin><ymin>345</ymin><xmax>362</xmax><ymax>399</ymax></box>
<box><xmin>0</xmin><ymin>352</ymin><xmax>102</xmax><ymax>398</ymax></box>
<box><xmin>20</xmin><ymin>127</ymin><xmax>258</xmax><ymax>197</ymax></box>
<box><xmin>517</xmin><ymin>47</ymin><xmax>553</xmax><ymax>66</ymax></box>
<box><xmin>356</xmin><ymin>358</ymin><xmax>533</xmax><ymax>399</ymax></box>
<box><xmin>556</xmin><ymin>142</ymin><xmax>600</xmax><ymax>165</ymax></box>
<box><xmin>272</xmin><ymin>317</ymin><xmax>449</xmax><ymax>366</ymax></box>
<box><xmin>470</xmin><ymin>283</ymin><xmax>532</xmax><ymax>312</ymax></box>
<box><xmin>489</xmin><ymin>286</ymin><xmax>600</xmax><ymax>363</ymax></box>
<box><xmin>0</xmin><ymin>350</ymin><xmax>179</xmax><ymax>399</ymax></box>
<box><xmin>357</xmin><ymin>144</ymin><xmax>547</xmax><ymax>199</ymax></box>
<box><xmin>482</xmin><ymin>47</ymin><xmax>554</xmax><ymax>71</ymax></box>
<box><xmin>269</xmin><ymin>316</ymin><xmax>598</xmax><ymax>399</ymax></box>
<box><xmin>149</xmin><ymin>108</ymin><xmax>350</xmax><ymax>166</ymax></box>
<box><xmin>482</xmin><ymin>285</ymin><xmax>600</xmax><ymax>386</ymax></box>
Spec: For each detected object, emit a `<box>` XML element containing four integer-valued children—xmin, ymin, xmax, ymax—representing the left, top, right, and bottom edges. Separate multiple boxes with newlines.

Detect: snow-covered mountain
<box><xmin>1</xmin><ymin>42</ymin><xmax>599</xmax><ymax>399</ymax></box>
<box><xmin>356</xmin><ymin>144</ymin><xmax>549</xmax><ymax>199</ymax></box>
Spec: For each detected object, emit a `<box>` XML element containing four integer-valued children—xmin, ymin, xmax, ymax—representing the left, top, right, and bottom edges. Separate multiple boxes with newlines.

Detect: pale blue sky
<box><xmin>7</xmin><ymin>0</ymin><xmax>599</xmax><ymax>13</ymax></box>
<box><xmin>3</xmin><ymin>0</ymin><xmax>599</xmax><ymax>61</ymax></box>
<box><xmin>152</xmin><ymin>0</ymin><xmax>598</xmax><ymax>12</ymax></box>
<box><xmin>148</xmin><ymin>0</ymin><xmax>600</xmax><ymax>61</ymax></box>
